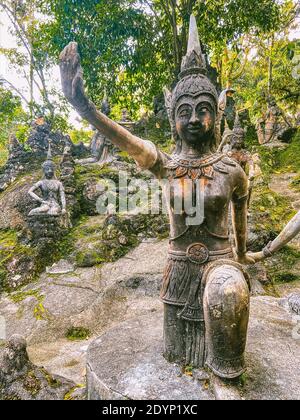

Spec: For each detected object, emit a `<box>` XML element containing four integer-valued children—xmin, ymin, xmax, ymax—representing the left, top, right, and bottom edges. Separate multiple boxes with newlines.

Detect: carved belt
<box><xmin>168</xmin><ymin>243</ymin><xmax>233</xmax><ymax>265</ymax></box>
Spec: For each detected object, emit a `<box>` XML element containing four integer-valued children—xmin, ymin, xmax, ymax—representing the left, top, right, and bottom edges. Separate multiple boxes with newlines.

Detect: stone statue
<box><xmin>218</xmin><ymin>88</ymin><xmax>237</xmax><ymax>134</ymax></box>
<box><xmin>228</xmin><ymin>116</ymin><xmax>255</xmax><ymax>208</ymax></box>
<box><xmin>218</xmin><ymin>116</ymin><xmax>255</xmax><ymax>209</ymax></box>
<box><xmin>78</xmin><ymin>98</ymin><xmax>117</xmax><ymax>165</ymax></box>
<box><xmin>28</xmin><ymin>143</ymin><xmax>67</xmax><ymax>216</ymax></box>
<box><xmin>59</xmin><ymin>15</ymin><xmax>255</xmax><ymax>379</ymax></box>
<box><xmin>257</xmin><ymin>95</ymin><xmax>292</xmax><ymax>144</ymax></box>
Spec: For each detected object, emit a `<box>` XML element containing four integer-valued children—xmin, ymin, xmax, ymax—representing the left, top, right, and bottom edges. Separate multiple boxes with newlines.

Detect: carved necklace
<box><xmin>165</xmin><ymin>153</ymin><xmax>236</xmax><ymax>180</ymax></box>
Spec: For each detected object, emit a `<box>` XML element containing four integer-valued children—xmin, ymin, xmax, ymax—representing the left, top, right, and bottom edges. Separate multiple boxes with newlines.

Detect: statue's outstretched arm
<box><xmin>59</xmin><ymin>42</ymin><xmax>157</xmax><ymax>169</ymax></box>
<box><xmin>28</xmin><ymin>182</ymin><xmax>43</xmax><ymax>203</ymax></box>
<box><xmin>250</xmin><ymin>211</ymin><xmax>300</xmax><ymax>262</ymax></box>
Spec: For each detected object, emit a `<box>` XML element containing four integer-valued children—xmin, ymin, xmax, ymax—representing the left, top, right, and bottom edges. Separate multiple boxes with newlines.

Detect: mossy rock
<box><xmin>276</xmin><ymin>129</ymin><xmax>300</xmax><ymax>173</ymax></box>
<box><xmin>262</xmin><ymin>246</ymin><xmax>300</xmax><ymax>286</ymax></box>
<box><xmin>250</xmin><ymin>184</ymin><xmax>295</xmax><ymax>238</ymax></box>
<box><xmin>66</xmin><ymin>327</ymin><xmax>91</xmax><ymax>341</ymax></box>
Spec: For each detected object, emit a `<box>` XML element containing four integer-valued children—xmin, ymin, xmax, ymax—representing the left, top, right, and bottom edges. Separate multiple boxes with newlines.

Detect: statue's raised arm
<box><xmin>59</xmin><ymin>42</ymin><xmax>157</xmax><ymax>169</ymax></box>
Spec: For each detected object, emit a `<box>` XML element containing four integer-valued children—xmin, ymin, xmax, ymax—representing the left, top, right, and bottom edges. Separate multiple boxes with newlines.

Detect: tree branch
<box><xmin>0</xmin><ymin>77</ymin><xmax>30</xmax><ymax>106</ymax></box>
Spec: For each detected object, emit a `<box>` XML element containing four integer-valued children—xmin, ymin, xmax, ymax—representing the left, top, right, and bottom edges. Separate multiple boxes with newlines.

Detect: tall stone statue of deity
<box><xmin>28</xmin><ymin>143</ymin><xmax>67</xmax><ymax>216</ymax></box>
<box><xmin>59</xmin><ymin>15</ymin><xmax>255</xmax><ymax>379</ymax></box>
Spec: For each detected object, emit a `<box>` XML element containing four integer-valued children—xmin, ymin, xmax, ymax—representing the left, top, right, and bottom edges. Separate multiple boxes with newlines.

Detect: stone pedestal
<box><xmin>86</xmin><ymin>311</ymin><xmax>215</xmax><ymax>400</ymax></box>
<box><xmin>27</xmin><ymin>214</ymin><xmax>68</xmax><ymax>244</ymax></box>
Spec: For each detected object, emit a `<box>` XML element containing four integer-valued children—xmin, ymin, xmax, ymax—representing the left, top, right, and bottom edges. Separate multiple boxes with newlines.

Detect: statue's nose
<box><xmin>189</xmin><ymin>109</ymin><xmax>200</xmax><ymax>124</ymax></box>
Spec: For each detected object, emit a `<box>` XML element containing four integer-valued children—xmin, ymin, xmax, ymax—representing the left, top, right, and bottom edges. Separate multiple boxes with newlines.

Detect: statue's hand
<box><xmin>247</xmin><ymin>251</ymin><xmax>266</xmax><ymax>263</ymax></box>
<box><xmin>59</xmin><ymin>42</ymin><xmax>88</xmax><ymax>110</ymax></box>
<box><xmin>233</xmin><ymin>249</ymin><xmax>256</xmax><ymax>265</ymax></box>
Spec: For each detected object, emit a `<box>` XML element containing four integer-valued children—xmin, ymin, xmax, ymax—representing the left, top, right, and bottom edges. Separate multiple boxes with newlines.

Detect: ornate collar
<box><xmin>164</xmin><ymin>153</ymin><xmax>236</xmax><ymax>180</ymax></box>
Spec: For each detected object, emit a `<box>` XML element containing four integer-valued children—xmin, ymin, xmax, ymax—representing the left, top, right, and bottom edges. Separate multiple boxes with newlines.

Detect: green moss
<box><xmin>9</xmin><ymin>289</ymin><xmax>43</xmax><ymax>304</ymax></box>
<box><xmin>23</xmin><ymin>370</ymin><xmax>41</xmax><ymax>396</ymax></box>
<box><xmin>66</xmin><ymin>327</ymin><xmax>91</xmax><ymax>341</ymax></box>
<box><xmin>290</xmin><ymin>174</ymin><xmax>300</xmax><ymax>192</ymax></box>
<box><xmin>39</xmin><ymin>367</ymin><xmax>62</xmax><ymax>388</ymax></box>
<box><xmin>64</xmin><ymin>384</ymin><xmax>85</xmax><ymax>400</ymax></box>
<box><xmin>0</xmin><ymin>147</ymin><xmax>8</xmax><ymax>167</ymax></box>
<box><xmin>276</xmin><ymin>129</ymin><xmax>300</xmax><ymax>173</ymax></box>
<box><xmin>75</xmin><ymin>164</ymin><xmax>120</xmax><ymax>186</ymax></box>
<box><xmin>0</xmin><ymin>227</ymin><xmax>44</xmax><ymax>292</ymax></box>
<box><xmin>9</xmin><ymin>288</ymin><xmax>50</xmax><ymax>321</ymax></box>
<box><xmin>66</xmin><ymin>210</ymin><xmax>168</xmax><ymax>269</ymax></box>
<box><xmin>250</xmin><ymin>185</ymin><xmax>295</xmax><ymax>236</ymax></box>
<box><xmin>262</xmin><ymin>246</ymin><xmax>300</xmax><ymax>287</ymax></box>
<box><xmin>2</xmin><ymin>394</ymin><xmax>22</xmax><ymax>400</ymax></box>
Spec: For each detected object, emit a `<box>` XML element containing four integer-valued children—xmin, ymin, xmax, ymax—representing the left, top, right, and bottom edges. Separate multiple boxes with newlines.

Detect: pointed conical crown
<box><xmin>47</xmin><ymin>141</ymin><xmax>53</xmax><ymax>160</ymax></box>
<box><xmin>233</xmin><ymin>114</ymin><xmax>245</xmax><ymax>137</ymax></box>
<box><xmin>170</xmin><ymin>15</ymin><xmax>218</xmax><ymax>116</ymax></box>
<box><xmin>180</xmin><ymin>15</ymin><xmax>207</xmax><ymax>78</ymax></box>
<box><xmin>42</xmin><ymin>140</ymin><xmax>55</xmax><ymax>170</ymax></box>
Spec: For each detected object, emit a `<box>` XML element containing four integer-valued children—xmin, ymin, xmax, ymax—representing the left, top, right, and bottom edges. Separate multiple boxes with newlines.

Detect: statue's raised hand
<box><xmin>59</xmin><ymin>42</ymin><xmax>90</xmax><ymax>112</ymax></box>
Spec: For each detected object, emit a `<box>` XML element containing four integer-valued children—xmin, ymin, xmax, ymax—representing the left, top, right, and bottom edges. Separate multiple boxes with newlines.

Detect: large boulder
<box><xmin>0</xmin><ymin>334</ymin><xmax>82</xmax><ymax>400</ymax></box>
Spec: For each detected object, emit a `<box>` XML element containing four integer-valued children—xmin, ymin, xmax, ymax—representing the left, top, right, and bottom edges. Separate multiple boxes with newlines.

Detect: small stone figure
<box><xmin>28</xmin><ymin>143</ymin><xmax>66</xmax><ymax>216</ymax></box>
<box><xmin>219</xmin><ymin>116</ymin><xmax>256</xmax><ymax>208</ymax></box>
<box><xmin>227</xmin><ymin>116</ymin><xmax>255</xmax><ymax>207</ymax></box>
<box><xmin>257</xmin><ymin>96</ymin><xmax>293</xmax><ymax>144</ymax></box>
<box><xmin>256</xmin><ymin>116</ymin><xmax>266</xmax><ymax>145</ymax></box>
<box><xmin>60</xmin><ymin>15</ymin><xmax>255</xmax><ymax>380</ymax></box>
<box><xmin>218</xmin><ymin>88</ymin><xmax>237</xmax><ymax>134</ymax></box>
<box><xmin>118</xmin><ymin>108</ymin><xmax>135</xmax><ymax>131</ymax></box>
<box><xmin>77</xmin><ymin>98</ymin><xmax>117</xmax><ymax>164</ymax></box>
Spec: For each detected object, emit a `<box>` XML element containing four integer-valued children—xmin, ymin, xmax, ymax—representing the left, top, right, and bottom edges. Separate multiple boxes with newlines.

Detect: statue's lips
<box><xmin>187</xmin><ymin>126</ymin><xmax>203</xmax><ymax>134</ymax></box>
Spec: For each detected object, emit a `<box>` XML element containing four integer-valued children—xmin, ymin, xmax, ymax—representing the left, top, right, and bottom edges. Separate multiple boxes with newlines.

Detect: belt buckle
<box><xmin>187</xmin><ymin>243</ymin><xmax>209</xmax><ymax>264</ymax></box>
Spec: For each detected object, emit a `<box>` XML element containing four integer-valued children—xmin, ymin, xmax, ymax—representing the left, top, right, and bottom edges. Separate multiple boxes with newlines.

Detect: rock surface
<box><xmin>0</xmin><ymin>238</ymin><xmax>300</xmax><ymax>399</ymax></box>
<box><xmin>87</xmin><ymin>312</ymin><xmax>215</xmax><ymax>400</ymax></box>
<box><xmin>87</xmin><ymin>293</ymin><xmax>300</xmax><ymax>401</ymax></box>
<box><xmin>0</xmin><ymin>334</ymin><xmax>79</xmax><ymax>400</ymax></box>
<box><xmin>0</xmin><ymin>240</ymin><xmax>168</xmax><ymax>385</ymax></box>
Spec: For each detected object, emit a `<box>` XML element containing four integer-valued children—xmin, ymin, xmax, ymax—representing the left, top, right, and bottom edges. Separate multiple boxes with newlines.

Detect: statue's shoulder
<box><xmin>214</xmin><ymin>154</ymin><xmax>237</xmax><ymax>171</ymax></box>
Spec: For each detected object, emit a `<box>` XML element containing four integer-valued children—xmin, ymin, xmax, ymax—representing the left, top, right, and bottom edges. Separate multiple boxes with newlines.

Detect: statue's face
<box><xmin>43</xmin><ymin>163</ymin><xmax>55</xmax><ymax>179</ymax></box>
<box><xmin>231</xmin><ymin>134</ymin><xmax>244</xmax><ymax>149</ymax></box>
<box><xmin>175</xmin><ymin>95</ymin><xmax>215</xmax><ymax>145</ymax></box>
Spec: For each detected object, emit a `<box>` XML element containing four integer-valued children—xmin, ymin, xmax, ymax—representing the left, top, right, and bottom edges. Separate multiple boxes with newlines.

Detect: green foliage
<box><xmin>34</xmin><ymin>0</ymin><xmax>288</xmax><ymax>112</ymax></box>
<box><xmin>66</xmin><ymin>327</ymin><xmax>91</xmax><ymax>341</ymax></box>
<box><xmin>0</xmin><ymin>86</ymin><xmax>29</xmax><ymax>146</ymax></box>
<box><xmin>276</xmin><ymin>130</ymin><xmax>300</xmax><ymax>173</ymax></box>
<box><xmin>250</xmin><ymin>184</ymin><xmax>295</xmax><ymax>236</ymax></box>
<box><xmin>68</xmin><ymin>128</ymin><xmax>93</xmax><ymax>145</ymax></box>
<box><xmin>263</xmin><ymin>246</ymin><xmax>300</xmax><ymax>284</ymax></box>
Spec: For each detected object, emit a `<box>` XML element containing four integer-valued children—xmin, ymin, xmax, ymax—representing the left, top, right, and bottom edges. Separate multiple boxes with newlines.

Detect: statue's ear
<box><xmin>163</xmin><ymin>87</ymin><xmax>172</xmax><ymax>118</ymax></box>
<box><xmin>163</xmin><ymin>87</ymin><xmax>181</xmax><ymax>153</ymax></box>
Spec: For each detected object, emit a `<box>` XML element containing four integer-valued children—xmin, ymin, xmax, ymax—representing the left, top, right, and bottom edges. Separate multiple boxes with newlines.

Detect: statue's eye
<box><xmin>179</xmin><ymin>109</ymin><xmax>191</xmax><ymax>117</ymax></box>
<box><xmin>199</xmin><ymin>107</ymin><xmax>209</xmax><ymax>114</ymax></box>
